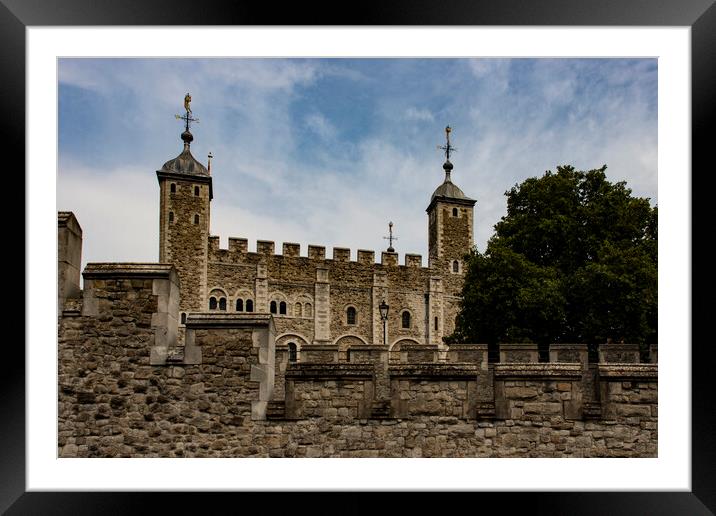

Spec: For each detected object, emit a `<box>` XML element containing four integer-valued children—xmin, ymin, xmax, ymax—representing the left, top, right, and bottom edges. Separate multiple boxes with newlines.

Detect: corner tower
<box><xmin>156</xmin><ymin>94</ymin><xmax>212</xmax><ymax>314</ymax></box>
<box><xmin>426</xmin><ymin>126</ymin><xmax>476</xmax><ymax>277</ymax></box>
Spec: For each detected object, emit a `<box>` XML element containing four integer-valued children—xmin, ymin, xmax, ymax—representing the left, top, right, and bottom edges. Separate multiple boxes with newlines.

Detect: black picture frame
<box><xmin>6</xmin><ymin>0</ymin><xmax>713</xmax><ymax>513</ymax></box>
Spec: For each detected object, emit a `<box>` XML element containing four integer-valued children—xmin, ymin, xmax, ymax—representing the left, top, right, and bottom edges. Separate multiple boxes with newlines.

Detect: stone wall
<box><xmin>58</xmin><ymin>264</ymin><xmax>657</xmax><ymax>458</ymax></box>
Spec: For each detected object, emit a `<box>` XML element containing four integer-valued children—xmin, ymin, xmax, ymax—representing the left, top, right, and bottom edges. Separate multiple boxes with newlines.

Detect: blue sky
<box><xmin>57</xmin><ymin>58</ymin><xmax>657</xmax><ymax>270</ymax></box>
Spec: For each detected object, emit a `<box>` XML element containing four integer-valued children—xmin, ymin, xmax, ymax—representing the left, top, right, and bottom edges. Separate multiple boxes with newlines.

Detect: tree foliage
<box><xmin>448</xmin><ymin>165</ymin><xmax>657</xmax><ymax>347</ymax></box>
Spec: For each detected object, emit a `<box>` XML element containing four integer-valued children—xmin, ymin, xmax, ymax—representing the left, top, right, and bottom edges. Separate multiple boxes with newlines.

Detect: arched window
<box><xmin>453</xmin><ymin>260</ymin><xmax>459</xmax><ymax>273</ymax></box>
<box><xmin>181</xmin><ymin>312</ymin><xmax>186</xmax><ymax>325</ymax></box>
<box><xmin>236</xmin><ymin>299</ymin><xmax>243</xmax><ymax>311</ymax></box>
<box><xmin>346</xmin><ymin>306</ymin><xmax>357</xmax><ymax>325</ymax></box>
<box><xmin>305</xmin><ymin>303</ymin><xmax>312</xmax><ymax>317</ymax></box>
<box><xmin>270</xmin><ymin>301</ymin><xmax>277</xmax><ymax>314</ymax></box>
<box><xmin>194</xmin><ymin>214</ymin><xmax>199</xmax><ymax>224</ymax></box>
<box><xmin>402</xmin><ymin>311</ymin><xmax>411</xmax><ymax>329</ymax></box>
<box><xmin>452</xmin><ymin>207</ymin><xmax>458</xmax><ymax>217</ymax></box>
<box><xmin>170</xmin><ymin>183</ymin><xmax>176</xmax><ymax>193</ymax></box>
<box><xmin>279</xmin><ymin>301</ymin><xmax>287</xmax><ymax>315</ymax></box>
<box><xmin>209</xmin><ymin>297</ymin><xmax>217</xmax><ymax>310</ymax></box>
<box><xmin>288</xmin><ymin>342</ymin><xmax>297</xmax><ymax>363</ymax></box>
<box><xmin>295</xmin><ymin>303</ymin><xmax>302</xmax><ymax>317</ymax></box>
<box><xmin>194</xmin><ymin>186</ymin><xmax>200</xmax><ymax>196</ymax></box>
<box><xmin>246</xmin><ymin>299</ymin><xmax>253</xmax><ymax>312</ymax></box>
<box><xmin>219</xmin><ymin>297</ymin><xmax>227</xmax><ymax>311</ymax></box>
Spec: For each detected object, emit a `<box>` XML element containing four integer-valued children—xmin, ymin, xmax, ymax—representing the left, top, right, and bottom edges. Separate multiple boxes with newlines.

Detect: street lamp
<box><xmin>379</xmin><ymin>300</ymin><xmax>389</xmax><ymax>347</ymax></box>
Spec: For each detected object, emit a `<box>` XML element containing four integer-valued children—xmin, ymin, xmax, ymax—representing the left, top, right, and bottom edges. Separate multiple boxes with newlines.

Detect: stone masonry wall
<box><xmin>58</xmin><ymin>264</ymin><xmax>657</xmax><ymax>458</ymax></box>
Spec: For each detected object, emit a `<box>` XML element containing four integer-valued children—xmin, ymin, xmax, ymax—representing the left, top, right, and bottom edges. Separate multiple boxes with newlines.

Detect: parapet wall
<box><xmin>58</xmin><ymin>263</ymin><xmax>658</xmax><ymax>458</ymax></box>
<box><xmin>209</xmin><ymin>235</ymin><xmax>428</xmax><ymax>268</ymax></box>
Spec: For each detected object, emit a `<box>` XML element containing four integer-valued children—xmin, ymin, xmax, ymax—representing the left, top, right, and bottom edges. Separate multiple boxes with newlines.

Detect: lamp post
<box><xmin>379</xmin><ymin>300</ymin><xmax>389</xmax><ymax>347</ymax></box>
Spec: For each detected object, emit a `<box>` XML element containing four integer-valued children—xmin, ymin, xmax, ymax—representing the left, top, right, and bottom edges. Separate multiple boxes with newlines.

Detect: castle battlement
<box><xmin>208</xmin><ymin>235</ymin><xmax>428</xmax><ymax>269</ymax></box>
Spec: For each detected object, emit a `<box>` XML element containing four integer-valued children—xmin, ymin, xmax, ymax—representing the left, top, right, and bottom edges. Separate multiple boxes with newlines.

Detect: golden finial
<box><xmin>184</xmin><ymin>93</ymin><xmax>192</xmax><ymax>114</ymax></box>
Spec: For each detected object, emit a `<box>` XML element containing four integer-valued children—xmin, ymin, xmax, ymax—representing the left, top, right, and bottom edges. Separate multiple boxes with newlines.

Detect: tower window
<box><xmin>194</xmin><ymin>186</ymin><xmax>200</xmax><ymax>196</ymax></box>
<box><xmin>170</xmin><ymin>183</ymin><xmax>176</xmax><ymax>193</ymax></box>
<box><xmin>181</xmin><ymin>312</ymin><xmax>187</xmax><ymax>325</ymax></box>
<box><xmin>246</xmin><ymin>299</ymin><xmax>254</xmax><ymax>312</ymax></box>
<box><xmin>295</xmin><ymin>303</ymin><xmax>302</xmax><ymax>317</ymax></box>
<box><xmin>453</xmin><ymin>260</ymin><xmax>459</xmax><ymax>273</ymax></box>
<box><xmin>270</xmin><ymin>301</ymin><xmax>277</xmax><ymax>314</ymax></box>
<box><xmin>435</xmin><ymin>317</ymin><xmax>439</xmax><ymax>331</ymax></box>
<box><xmin>279</xmin><ymin>301</ymin><xmax>287</xmax><ymax>315</ymax></box>
<box><xmin>452</xmin><ymin>207</ymin><xmax>458</xmax><ymax>217</ymax></box>
<box><xmin>346</xmin><ymin>306</ymin><xmax>357</xmax><ymax>325</ymax></box>
<box><xmin>236</xmin><ymin>299</ymin><xmax>243</xmax><ymax>311</ymax></box>
<box><xmin>402</xmin><ymin>311</ymin><xmax>411</xmax><ymax>329</ymax></box>
<box><xmin>194</xmin><ymin>214</ymin><xmax>199</xmax><ymax>224</ymax></box>
<box><xmin>288</xmin><ymin>342</ymin><xmax>298</xmax><ymax>363</ymax></box>
<box><xmin>219</xmin><ymin>297</ymin><xmax>227</xmax><ymax>311</ymax></box>
<box><xmin>209</xmin><ymin>297</ymin><xmax>217</xmax><ymax>310</ymax></box>
<box><xmin>169</xmin><ymin>211</ymin><xmax>174</xmax><ymax>223</ymax></box>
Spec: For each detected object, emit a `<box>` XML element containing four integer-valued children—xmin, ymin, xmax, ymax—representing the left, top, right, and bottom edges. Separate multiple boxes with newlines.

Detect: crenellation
<box><xmin>257</xmin><ymin>240</ymin><xmax>275</xmax><ymax>255</ymax></box>
<box><xmin>282</xmin><ymin>242</ymin><xmax>301</xmax><ymax>257</ymax></box>
<box><xmin>308</xmin><ymin>245</ymin><xmax>325</xmax><ymax>260</ymax></box>
<box><xmin>208</xmin><ymin>235</ymin><xmax>220</xmax><ymax>251</ymax></box>
<box><xmin>381</xmin><ymin>251</ymin><xmax>399</xmax><ymax>266</ymax></box>
<box><xmin>405</xmin><ymin>254</ymin><xmax>422</xmax><ymax>267</ymax></box>
<box><xmin>228</xmin><ymin>237</ymin><xmax>248</xmax><ymax>254</ymax></box>
<box><xmin>357</xmin><ymin>249</ymin><xmax>375</xmax><ymax>265</ymax></box>
<box><xmin>333</xmin><ymin>247</ymin><xmax>351</xmax><ymax>262</ymax></box>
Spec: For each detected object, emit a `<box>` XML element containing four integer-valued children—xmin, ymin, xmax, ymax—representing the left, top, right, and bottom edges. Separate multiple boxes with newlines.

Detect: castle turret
<box><xmin>426</xmin><ymin>126</ymin><xmax>476</xmax><ymax>274</ymax></box>
<box><xmin>426</xmin><ymin>127</ymin><xmax>476</xmax><ymax>342</ymax></box>
<box><xmin>156</xmin><ymin>94</ymin><xmax>212</xmax><ymax>314</ymax></box>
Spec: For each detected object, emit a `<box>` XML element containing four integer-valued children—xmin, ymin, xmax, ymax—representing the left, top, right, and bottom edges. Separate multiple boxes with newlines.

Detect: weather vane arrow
<box><xmin>437</xmin><ymin>125</ymin><xmax>456</xmax><ymax>161</ymax></box>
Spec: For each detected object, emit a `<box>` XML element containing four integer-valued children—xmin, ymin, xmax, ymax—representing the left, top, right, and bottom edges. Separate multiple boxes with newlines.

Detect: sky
<box><xmin>57</xmin><ymin>58</ymin><xmax>657</xmax><ymax>271</ymax></box>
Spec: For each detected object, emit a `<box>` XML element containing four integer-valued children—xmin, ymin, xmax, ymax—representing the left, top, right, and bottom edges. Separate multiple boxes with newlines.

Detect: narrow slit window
<box><xmin>236</xmin><ymin>299</ymin><xmax>243</xmax><ymax>311</ymax></box>
<box><xmin>181</xmin><ymin>312</ymin><xmax>186</xmax><ymax>325</ymax></box>
<box><xmin>279</xmin><ymin>301</ymin><xmax>287</xmax><ymax>315</ymax></box>
<box><xmin>194</xmin><ymin>186</ymin><xmax>200</xmax><ymax>196</ymax></box>
<box><xmin>347</xmin><ymin>306</ymin><xmax>357</xmax><ymax>325</ymax></box>
<box><xmin>288</xmin><ymin>343</ymin><xmax>297</xmax><ymax>363</ymax></box>
<box><xmin>246</xmin><ymin>299</ymin><xmax>253</xmax><ymax>312</ymax></box>
<box><xmin>219</xmin><ymin>297</ymin><xmax>227</xmax><ymax>311</ymax></box>
<box><xmin>209</xmin><ymin>297</ymin><xmax>217</xmax><ymax>310</ymax></box>
<box><xmin>170</xmin><ymin>183</ymin><xmax>176</xmax><ymax>193</ymax></box>
<box><xmin>435</xmin><ymin>317</ymin><xmax>439</xmax><ymax>331</ymax></box>
<box><xmin>194</xmin><ymin>214</ymin><xmax>199</xmax><ymax>224</ymax></box>
<box><xmin>270</xmin><ymin>301</ymin><xmax>277</xmax><ymax>314</ymax></box>
<box><xmin>169</xmin><ymin>211</ymin><xmax>174</xmax><ymax>223</ymax></box>
<box><xmin>453</xmin><ymin>260</ymin><xmax>459</xmax><ymax>273</ymax></box>
<box><xmin>452</xmin><ymin>207</ymin><xmax>458</xmax><ymax>217</ymax></box>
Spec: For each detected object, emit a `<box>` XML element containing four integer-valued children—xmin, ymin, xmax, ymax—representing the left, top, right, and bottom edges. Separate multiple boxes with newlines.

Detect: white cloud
<box><xmin>404</xmin><ymin>107</ymin><xmax>434</xmax><ymax>122</ymax></box>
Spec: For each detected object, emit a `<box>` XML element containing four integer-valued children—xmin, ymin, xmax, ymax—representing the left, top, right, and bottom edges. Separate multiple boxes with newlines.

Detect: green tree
<box><xmin>448</xmin><ymin>165</ymin><xmax>657</xmax><ymax>350</ymax></box>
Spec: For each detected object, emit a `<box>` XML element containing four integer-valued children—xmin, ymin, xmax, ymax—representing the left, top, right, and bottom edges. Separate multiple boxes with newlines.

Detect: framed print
<box><xmin>6</xmin><ymin>0</ymin><xmax>714</xmax><ymax>513</ymax></box>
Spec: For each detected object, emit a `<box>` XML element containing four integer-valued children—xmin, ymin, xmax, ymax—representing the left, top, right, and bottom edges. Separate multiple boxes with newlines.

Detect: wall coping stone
<box><xmin>500</xmin><ymin>343</ymin><xmax>539</xmax><ymax>351</ymax></box>
<box><xmin>494</xmin><ymin>363</ymin><xmax>583</xmax><ymax>379</ymax></box>
<box><xmin>186</xmin><ymin>313</ymin><xmax>275</xmax><ymax>331</ymax></box>
<box><xmin>598</xmin><ymin>364</ymin><xmax>658</xmax><ymax>380</ymax></box>
<box><xmin>388</xmin><ymin>363</ymin><xmax>479</xmax><ymax>379</ymax></box>
<box><xmin>285</xmin><ymin>363</ymin><xmax>374</xmax><ymax>379</ymax></box>
<box><xmin>83</xmin><ymin>262</ymin><xmax>176</xmax><ymax>280</ymax></box>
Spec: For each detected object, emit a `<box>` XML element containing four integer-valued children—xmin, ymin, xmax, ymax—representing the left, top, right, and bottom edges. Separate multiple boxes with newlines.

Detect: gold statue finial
<box><xmin>184</xmin><ymin>93</ymin><xmax>192</xmax><ymax>114</ymax></box>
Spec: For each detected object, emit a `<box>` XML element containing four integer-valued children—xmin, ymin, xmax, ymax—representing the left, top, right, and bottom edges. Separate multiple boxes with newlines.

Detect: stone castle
<box><xmin>57</xmin><ymin>101</ymin><xmax>657</xmax><ymax>458</ymax></box>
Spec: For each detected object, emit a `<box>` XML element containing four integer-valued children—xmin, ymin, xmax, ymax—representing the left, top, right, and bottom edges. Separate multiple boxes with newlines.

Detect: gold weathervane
<box><xmin>184</xmin><ymin>93</ymin><xmax>192</xmax><ymax>114</ymax></box>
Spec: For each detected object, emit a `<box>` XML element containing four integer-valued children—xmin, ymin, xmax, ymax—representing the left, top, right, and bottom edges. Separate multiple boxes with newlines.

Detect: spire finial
<box><xmin>437</xmin><ymin>125</ymin><xmax>456</xmax><ymax>182</ymax></box>
<box><xmin>175</xmin><ymin>92</ymin><xmax>199</xmax><ymax>149</ymax></box>
<box><xmin>383</xmin><ymin>221</ymin><xmax>398</xmax><ymax>253</ymax></box>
